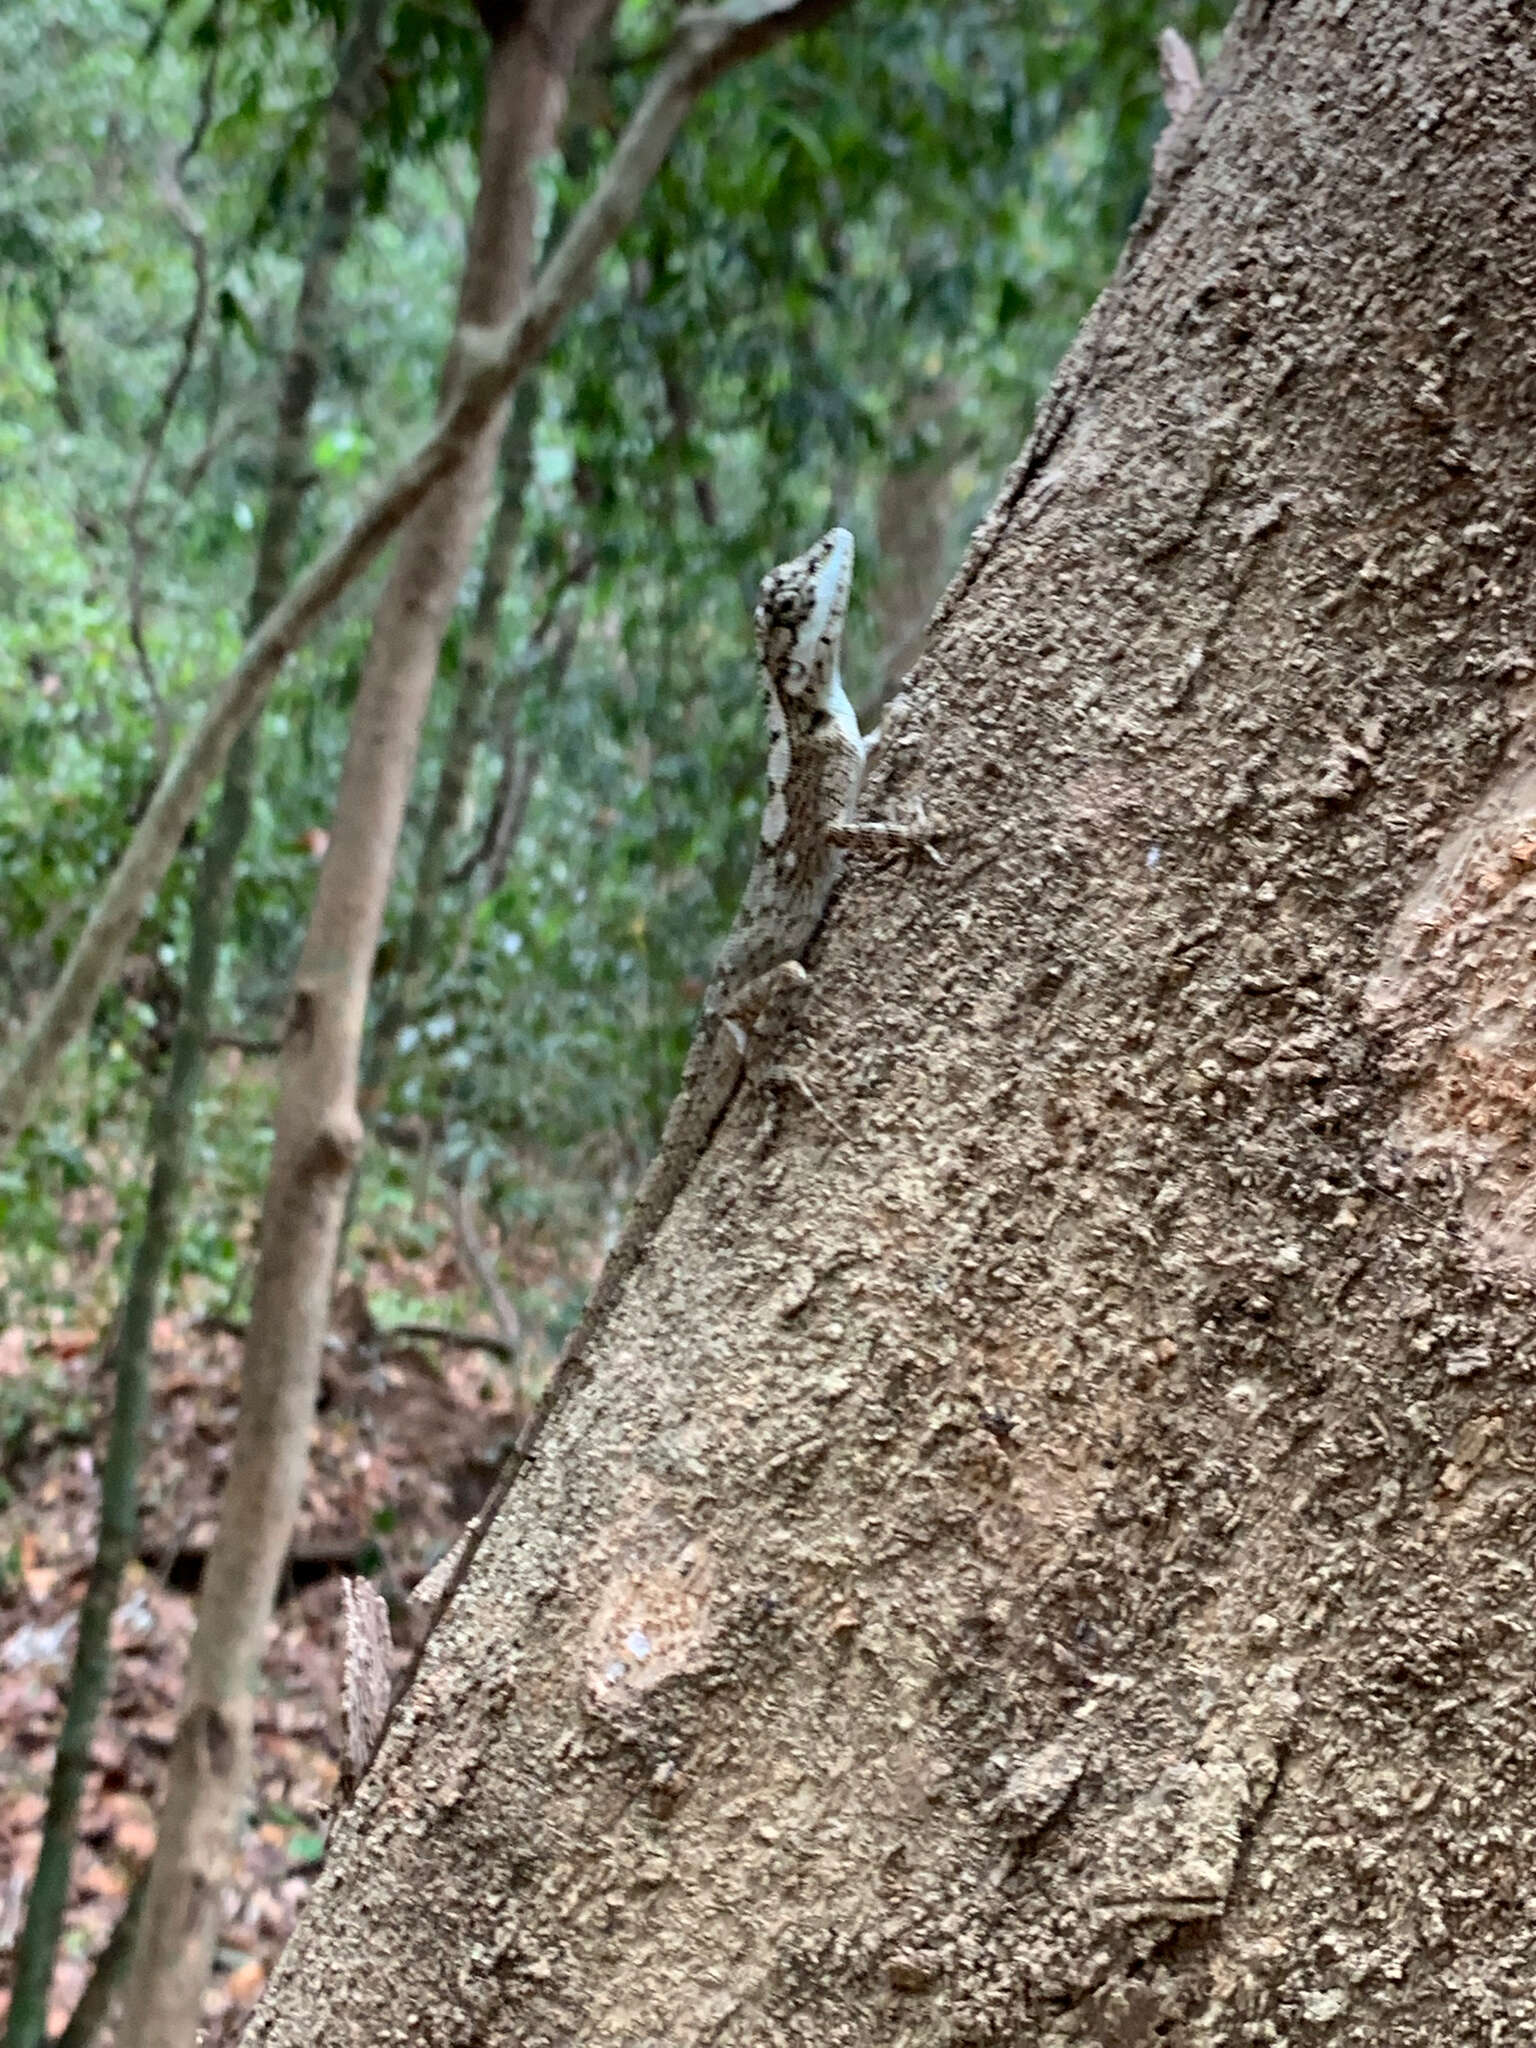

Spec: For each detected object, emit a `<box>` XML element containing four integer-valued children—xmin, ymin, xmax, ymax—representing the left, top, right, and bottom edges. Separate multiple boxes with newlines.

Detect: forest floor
<box><xmin>0</xmin><ymin>1136</ymin><xmax>594</xmax><ymax>2042</ymax></box>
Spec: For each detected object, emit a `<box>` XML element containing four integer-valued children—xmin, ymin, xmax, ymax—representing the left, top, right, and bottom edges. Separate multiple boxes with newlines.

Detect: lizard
<box><xmin>561</xmin><ymin>519</ymin><xmax>869</xmax><ymax>1369</ymax></box>
<box><xmin>350</xmin><ymin>524</ymin><xmax>877</xmax><ymax>1790</ymax></box>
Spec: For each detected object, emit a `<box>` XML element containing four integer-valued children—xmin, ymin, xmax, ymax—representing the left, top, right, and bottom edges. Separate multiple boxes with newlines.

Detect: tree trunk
<box><xmin>245</xmin><ymin>4</ymin><xmax>1536</xmax><ymax>2042</ymax></box>
<box><xmin>113</xmin><ymin>13</ymin><xmax>612</xmax><ymax>2046</ymax></box>
<box><xmin>0</xmin><ymin>11</ymin><xmax>385</xmax><ymax>2043</ymax></box>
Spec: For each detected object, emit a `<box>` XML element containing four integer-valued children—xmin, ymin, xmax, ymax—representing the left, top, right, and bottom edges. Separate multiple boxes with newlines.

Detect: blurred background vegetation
<box><xmin>0</xmin><ymin>0</ymin><xmax>1232</xmax><ymax>1362</ymax></box>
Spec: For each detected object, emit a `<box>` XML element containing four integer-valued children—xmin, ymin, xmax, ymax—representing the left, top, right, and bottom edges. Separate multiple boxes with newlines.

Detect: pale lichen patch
<box><xmin>1367</xmin><ymin>749</ymin><xmax>1536</xmax><ymax>1275</ymax></box>
<box><xmin>582</xmin><ymin>1519</ymin><xmax>717</xmax><ymax>1710</ymax></box>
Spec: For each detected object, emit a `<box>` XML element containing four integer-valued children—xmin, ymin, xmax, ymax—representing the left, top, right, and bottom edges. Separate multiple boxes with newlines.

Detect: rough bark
<box><xmin>247</xmin><ymin>4</ymin><xmax>1536</xmax><ymax>2043</ymax></box>
<box><xmin>0</xmin><ymin>0</ymin><xmax>855</xmax><ymax>1161</ymax></box>
<box><xmin>0</xmin><ymin>13</ymin><xmax>384</xmax><ymax>2044</ymax></box>
<box><xmin>112</xmin><ymin>13</ymin><xmax>613</xmax><ymax>2046</ymax></box>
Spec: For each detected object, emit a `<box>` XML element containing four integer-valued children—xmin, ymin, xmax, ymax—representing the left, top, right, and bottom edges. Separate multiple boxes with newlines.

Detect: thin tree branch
<box><xmin>441</xmin><ymin>740</ymin><xmax>517</xmax><ymax>888</ymax></box>
<box><xmin>660</xmin><ymin>352</ymin><xmax>720</xmax><ymax>528</ymax></box>
<box><xmin>386</xmin><ymin>1321</ymin><xmax>516</xmax><ymax>1362</ymax></box>
<box><xmin>0</xmin><ymin>0</ymin><xmax>855</xmax><ymax>1158</ymax></box>
<box><xmin>123</xmin><ymin>15</ymin><xmax>222</xmax><ymax>765</ymax></box>
<box><xmin>38</xmin><ymin>296</ymin><xmax>84</xmax><ymax>434</ymax></box>
<box><xmin>529</xmin><ymin>543</ymin><xmax>596</xmax><ymax>646</ymax></box>
<box><xmin>175</xmin><ymin>12</ymin><xmax>223</xmax><ymax>179</ymax></box>
<box><xmin>204</xmin><ymin>1031</ymin><xmax>282</xmax><ymax>1056</ymax></box>
<box><xmin>174</xmin><ymin>396</ymin><xmax>262</xmax><ymax>500</ymax></box>
<box><xmin>442</xmin><ymin>1163</ymin><xmax>521</xmax><ymax>1357</ymax></box>
<box><xmin>443</xmin><ymin>577</ymin><xmax>584</xmax><ymax>888</ymax></box>
<box><xmin>480</xmin><ymin>717</ymin><xmax>541</xmax><ymax>892</ymax></box>
<box><xmin>125</xmin><ymin>170</ymin><xmax>210</xmax><ymax>763</ymax></box>
<box><xmin>198</xmin><ymin>1311</ymin><xmax>516</xmax><ymax>1362</ymax></box>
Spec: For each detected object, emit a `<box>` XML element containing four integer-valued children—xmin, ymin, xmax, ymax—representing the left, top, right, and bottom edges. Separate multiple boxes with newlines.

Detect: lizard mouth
<box><xmin>800</xmin><ymin>526</ymin><xmax>854</xmax><ymax>658</ymax></box>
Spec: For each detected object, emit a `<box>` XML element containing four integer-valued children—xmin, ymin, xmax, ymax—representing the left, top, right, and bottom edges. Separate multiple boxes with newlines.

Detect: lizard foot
<box><xmin>827</xmin><ymin>798</ymin><xmax>947</xmax><ymax>865</ymax></box>
<box><xmin>755</xmin><ymin>1061</ymin><xmax>850</xmax><ymax>1140</ymax></box>
<box><xmin>723</xmin><ymin>961</ymin><xmax>812</xmax><ymax>1057</ymax></box>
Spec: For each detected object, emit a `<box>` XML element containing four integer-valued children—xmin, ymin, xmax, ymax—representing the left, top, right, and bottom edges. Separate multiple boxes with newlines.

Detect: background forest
<box><xmin>0</xmin><ymin>0</ymin><xmax>1228</xmax><ymax>2037</ymax></box>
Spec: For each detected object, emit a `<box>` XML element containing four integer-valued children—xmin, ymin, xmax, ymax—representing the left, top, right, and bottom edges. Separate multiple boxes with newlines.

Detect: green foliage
<box><xmin>0</xmin><ymin>0</ymin><xmax>1233</xmax><ymax>1318</ymax></box>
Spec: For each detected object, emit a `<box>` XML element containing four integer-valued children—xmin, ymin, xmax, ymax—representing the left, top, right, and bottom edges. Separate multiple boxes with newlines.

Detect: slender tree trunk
<box><xmin>0</xmin><ymin>13</ymin><xmax>385</xmax><ymax>2045</ymax></box>
<box><xmin>243</xmin><ymin>5</ymin><xmax>1536</xmax><ymax>2040</ymax></box>
<box><xmin>113</xmin><ymin>12</ymin><xmax>615</xmax><ymax>2045</ymax></box>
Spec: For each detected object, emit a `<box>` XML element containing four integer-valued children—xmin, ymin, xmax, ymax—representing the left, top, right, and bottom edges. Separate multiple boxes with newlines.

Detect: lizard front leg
<box><xmin>827</xmin><ymin>797</ymin><xmax>947</xmax><ymax>864</ymax></box>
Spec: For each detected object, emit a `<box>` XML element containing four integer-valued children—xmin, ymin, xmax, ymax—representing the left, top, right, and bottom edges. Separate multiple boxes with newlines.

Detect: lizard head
<box><xmin>753</xmin><ymin>526</ymin><xmax>855</xmax><ymax>711</ymax></box>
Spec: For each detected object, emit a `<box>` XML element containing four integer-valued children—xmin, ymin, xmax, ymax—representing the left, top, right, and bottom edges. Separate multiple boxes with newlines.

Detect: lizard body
<box><xmin>356</xmin><ymin>527</ymin><xmax>866</xmax><ymax>1786</ymax></box>
<box><xmin>561</xmin><ymin>521</ymin><xmax>865</xmax><ymax>1372</ymax></box>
